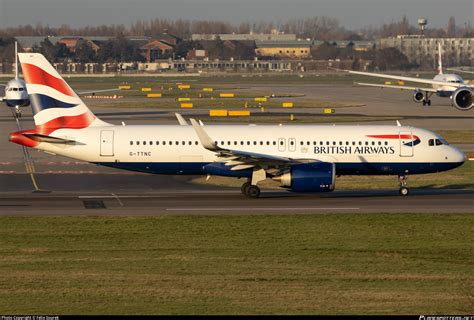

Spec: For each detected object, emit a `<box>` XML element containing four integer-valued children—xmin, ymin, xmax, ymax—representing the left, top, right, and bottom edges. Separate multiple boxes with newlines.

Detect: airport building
<box><xmin>379</xmin><ymin>35</ymin><xmax>474</xmax><ymax>67</ymax></box>
<box><xmin>191</xmin><ymin>33</ymin><xmax>297</xmax><ymax>41</ymax></box>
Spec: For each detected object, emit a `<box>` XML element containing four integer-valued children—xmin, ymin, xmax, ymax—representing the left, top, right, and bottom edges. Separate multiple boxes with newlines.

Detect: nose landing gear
<box><xmin>398</xmin><ymin>175</ymin><xmax>409</xmax><ymax>196</ymax></box>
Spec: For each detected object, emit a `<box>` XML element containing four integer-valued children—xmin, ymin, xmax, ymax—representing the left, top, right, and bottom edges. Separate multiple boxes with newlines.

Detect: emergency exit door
<box><xmin>100</xmin><ymin>130</ymin><xmax>114</xmax><ymax>156</ymax></box>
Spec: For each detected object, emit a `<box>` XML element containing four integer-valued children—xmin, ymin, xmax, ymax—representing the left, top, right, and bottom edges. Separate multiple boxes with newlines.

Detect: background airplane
<box><xmin>9</xmin><ymin>52</ymin><xmax>466</xmax><ymax>197</ymax></box>
<box><xmin>0</xmin><ymin>42</ymin><xmax>30</xmax><ymax>118</ymax></box>
<box><xmin>447</xmin><ymin>67</ymin><xmax>474</xmax><ymax>75</ymax></box>
<box><xmin>347</xmin><ymin>43</ymin><xmax>473</xmax><ymax>111</ymax></box>
<box><xmin>1</xmin><ymin>42</ymin><xmax>118</xmax><ymax>118</ymax></box>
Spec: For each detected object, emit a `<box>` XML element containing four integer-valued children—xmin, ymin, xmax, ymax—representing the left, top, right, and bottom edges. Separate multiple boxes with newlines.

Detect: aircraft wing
<box><xmin>356</xmin><ymin>82</ymin><xmax>438</xmax><ymax>93</ymax></box>
<box><xmin>347</xmin><ymin>70</ymin><xmax>464</xmax><ymax>88</ymax></box>
<box><xmin>190</xmin><ymin>118</ymin><xmax>316</xmax><ymax>172</ymax></box>
<box><xmin>447</xmin><ymin>68</ymin><xmax>474</xmax><ymax>75</ymax></box>
<box><xmin>77</xmin><ymin>88</ymin><xmax>120</xmax><ymax>95</ymax></box>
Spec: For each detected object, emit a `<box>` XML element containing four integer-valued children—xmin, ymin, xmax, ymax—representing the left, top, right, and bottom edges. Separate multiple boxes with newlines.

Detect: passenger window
<box><xmin>371</xmin><ymin>141</ymin><xmax>375</xmax><ymax>145</ymax></box>
<box><xmin>260</xmin><ymin>141</ymin><xmax>263</xmax><ymax>145</ymax></box>
<box><xmin>385</xmin><ymin>141</ymin><xmax>388</xmax><ymax>146</ymax></box>
<box><xmin>332</xmin><ymin>141</ymin><xmax>336</xmax><ymax>145</ymax></box>
<box><xmin>273</xmin><ymin>141</ymin><xmax>276</xmax><ymax>146</ymax></box>
<box><xmin>176</xmin><ymin>141</ymin><xmax>179</xmax><ymax>145</ymax></box>
<box><xmin>378</xmin><ymin>141</ymin><xmax>381</xmax><ymax>145</ymax></box>
<box><xmin>182</xmin><ymin>141</ymin><xmax>185</xmax><ymax>145</ymax></box>
<box><xmin>365</xmin><ymin>141</ymin><xmax>369</xmax><ymax>146</ymax></box>
<box><xmin>320</xmin><ymin>141</ymin><xmax>324</xmax><ymax>145</ymax></box>
<box><xmin>143</xmin><ymin>141</ymin><xmax>147</xmax><ymax>145</ymax></box>
<box><xmin>326</xmin><ymin>141</ymin><xmax>330</xmax><ymax>145</ymax></box>
<box><xmin>163</xmin><ymin>141</ymin><xmax>166</xmax><ymax>145</ymax></box>
<box><xmin>266</xmin><ymin>141</ymin><xmax>270</xmax><ymax>145</ymax></box>
<box><xmin>290</xmin><ymin>141</ymin><xmax>294</xmax><ymax>146</ymax></box>
<box><xmin>339</xmin><ymin>141</ymin><xmax>343</xmax><ymax>146</ymax></box>
<box><xmin>241</xmin><ymin>141</ymin><xmax>244</xmax><ymax>145</ymax></box>
<box><xmin>188</xmin><ymin>141</ymin><xmax>192</xmax><ymax>145</ymax></box>
<box><xmin>195</xmin><ymin>141</ymin><xmax>198</xmax><ymax>145</ymax></box>
<box><xmin>247</xmin><ymin>141</ymin><xmax>251</xmax><ymax>145</ymax></box>
<box><xmin>428</xmin><ymin>139</ymin><xmax>434</xmax><ymax>146</ymax></box>
<box><xmin>130</xmin><ymin>141</ymin><xmax>133</xmax><ymax>145</ymax></box>
<box><xmin>156</xmin><ymin>141</ymin><xmax>160</xmax><ymax>145</ymax></box>
<box><xmin>150</xmin><ymin>141</ymin><xmax>153</xmax><ymax>145</ymax></box>
<box><xmin>359</xmin><ymin>141</ymin><xmax>362</xmax><ymax>145</ymax></box>
<box><xmin>254</xmin><ymin>141</ymin><xmax>257</xmax><ymax>145</ymax></box>
<box><xmin>279</xmin><ymin>141</ymin><xmax>283</xmax><ymax>145</ymax></box>
<box><xmin>307</xmin><ymin>141</ymin><xmax>310</xmax><ymax>146</ymax></box>
<box><xmin>136</xmin><ymin>141</ymin><xmax>140</xmax><ymax>145</ymax></box>
<box><xmin>300</xmin><ymin>141</ymin><xmax>304</xmax><ymax>146</ymax></box>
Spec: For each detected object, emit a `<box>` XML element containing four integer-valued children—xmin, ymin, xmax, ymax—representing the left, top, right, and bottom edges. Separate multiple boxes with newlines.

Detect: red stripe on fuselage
<box><xmin>367</xmin><ymin>134</ymin><xmax>420</xmax><ymax>140</ymax></box>
<box><xmin>21</xmin><ymin>63</ymin><xmax>76</xmax><ymax>97</ymax></box>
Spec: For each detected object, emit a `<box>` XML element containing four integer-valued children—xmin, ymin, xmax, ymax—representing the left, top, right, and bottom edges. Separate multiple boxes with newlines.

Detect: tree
<box><xmin>372</xmin><ymin>48</ymin><xmax>413</xmax><ymax>71</ymax></box>
<box><xmin>447</xmin><ymin>16</ymin><xmax>456</xmax><ymax>37</ymax></box>
<box><xmin>74</xmin><ymin>41</ymin><xmax>96</xmax><ymax>63</ymax></box>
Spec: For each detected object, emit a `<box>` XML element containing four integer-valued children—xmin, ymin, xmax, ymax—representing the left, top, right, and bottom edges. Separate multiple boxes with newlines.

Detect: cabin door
<box><xmin>100</xmin><ymin>130</ymin><xmax>114</xmax><ymax>156</ymax></box>
<box><xmin>399</xmin><ymin>131</ymin><xmax>414</xmax><ymax>157</ymax></box>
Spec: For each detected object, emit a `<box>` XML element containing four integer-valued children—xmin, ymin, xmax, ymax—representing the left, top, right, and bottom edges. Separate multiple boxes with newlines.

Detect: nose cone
<box><xmin>450</xmin><ymin>146</ymin><xmax>467</xmax><ymax>168</ymax></box>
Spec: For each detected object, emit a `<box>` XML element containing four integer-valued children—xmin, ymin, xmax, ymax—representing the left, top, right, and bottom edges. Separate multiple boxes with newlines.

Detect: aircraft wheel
<box><xmin>246</xmin><ymin>185</ymin><xmax>261</xmax><ymax>198</ymax></box>
<box><xmin>427</xmin><ymin>100</ymin><xmax>431</xmax><ymax>106</ymax></box>
<box><xmin>399</xmin><ymin>187</ymin><xmax>409</xmax><ymax>196</ymax></box>
<box><xmin>422</xmin><ymin>100</ymin><xmax>426</xmax><ymax>106</ymax></box>
<box><xmin>241</xmin><ymin>182</ymin><xmax>251</xmax><ymax>195</ymax></box>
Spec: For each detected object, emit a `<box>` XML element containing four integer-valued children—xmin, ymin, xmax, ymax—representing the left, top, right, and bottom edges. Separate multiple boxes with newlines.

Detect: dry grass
<box><xmin>0</xmin><ymin>214</ymin><xmax>473</xmax><ymax>314</ymax></box>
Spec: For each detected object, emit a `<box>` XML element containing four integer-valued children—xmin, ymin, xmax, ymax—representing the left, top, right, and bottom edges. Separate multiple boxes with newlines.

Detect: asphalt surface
<box><xmin>0</xmin><ymin>174</ymin><xmax>472</xmax><ymax>215</ymax></box>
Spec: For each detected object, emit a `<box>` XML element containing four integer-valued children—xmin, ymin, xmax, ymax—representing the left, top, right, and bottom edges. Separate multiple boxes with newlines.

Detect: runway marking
<box><xmin>111</xmin><ymin>193</ymin><xmax>124</xmax><ymax>207</ymax></box>
<box><xmin>166</xmin><ymin>207</ymin><xmax>360</xmax><ymax>211</ymax></box>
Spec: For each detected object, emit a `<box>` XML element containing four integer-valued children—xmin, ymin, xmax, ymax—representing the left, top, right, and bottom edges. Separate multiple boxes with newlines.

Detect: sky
<box><xmin>0</xmin><ymin>0</ymin><xmax>472</xmax><ymax>30</ymax></box>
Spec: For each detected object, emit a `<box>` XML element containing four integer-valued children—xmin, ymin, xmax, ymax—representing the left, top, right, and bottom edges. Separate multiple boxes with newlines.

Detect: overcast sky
<box><xmin>0</xmin><ymin>0</ymin><xmax>472</xmax><ymax>30</ymax></box>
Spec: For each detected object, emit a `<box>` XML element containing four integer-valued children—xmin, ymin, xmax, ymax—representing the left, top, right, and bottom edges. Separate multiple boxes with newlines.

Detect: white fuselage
<box><xmin>29</xmin><ymin>124</ymin><xmax>466</xmax><ymax>176</ymax></box>
<box><xmin>3</xmin><ymin>78</ymin><xmax>30</xmax><ymax>107</ymax></box>
<box><xmin>432</xmin><ymin>73</ymin><xmax>466</xmax><ymax>96</ymax></box>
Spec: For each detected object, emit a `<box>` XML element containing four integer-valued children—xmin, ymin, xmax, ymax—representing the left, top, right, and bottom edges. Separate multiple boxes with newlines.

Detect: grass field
<box><xmin>0</xmin><ymin>214</ymin><xmax>473</xmax><ymax>315</ymax></box>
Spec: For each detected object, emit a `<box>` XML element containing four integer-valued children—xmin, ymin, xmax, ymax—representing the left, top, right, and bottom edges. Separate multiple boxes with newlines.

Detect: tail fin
<box><xmin>437</xmin><ymin>43</ymin><xmax>443</xmax><ymax>75</ymax></box>
<box><xmin>18</xmin><ymin>53</ymin><xmax>109</xmax><ymax>129</ymax></box>
<box><xmin>14</xmin><ymin>41</ymin><xmax>18</xmax><ymax>80</ymax></box>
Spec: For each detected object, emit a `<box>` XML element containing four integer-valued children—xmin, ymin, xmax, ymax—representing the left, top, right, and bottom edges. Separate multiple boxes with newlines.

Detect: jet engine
<box><xmin>451</xmin><ymin>87</ymin><xmax>473</xmax><ymax>111</ymax></box>
<box><xmin>413</xmin><ymin>90</ymin><xmax>424</xmax><ymax>103</ymax></box>
<box><xmin>273</xmin><ymin>162</ymin><xmax>335</xmax><ymax>193</ymax></box>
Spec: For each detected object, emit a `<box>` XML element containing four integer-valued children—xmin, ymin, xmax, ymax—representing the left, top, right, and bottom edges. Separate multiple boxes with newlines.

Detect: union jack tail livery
<box><xmin>18</xmin><ymin>53</ymin><xmax>109</xmax><ymax>132</ymax></box>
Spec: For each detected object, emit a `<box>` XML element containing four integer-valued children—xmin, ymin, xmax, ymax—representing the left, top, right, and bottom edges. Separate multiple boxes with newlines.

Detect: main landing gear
<box><xmin>240</xmin><ymin>168</ymin><xmax>266</xmax><ymax>198</ymax></box>
<box><xmin>398</xmin><ymin>175</ymin><xmax>409</xmax><ymax>196</ymax></box>
<box><xmin>241</xmin><ymin>181</ymin><xmax>261</xmax><ymax>198</ymax></box>
<box><xmin>422</xmin><ymin>92</ymin><xmax>433</xmax><ymax>106</ymax></box>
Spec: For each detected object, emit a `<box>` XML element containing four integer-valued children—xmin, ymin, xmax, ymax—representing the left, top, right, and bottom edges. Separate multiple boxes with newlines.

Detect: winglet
<box><xmin>396</xmin><ymin>120</ymin><xmax>402</xmax><ymax>127</ymax></box>
<box><xmin>190</xmin><ymin>118</ymin><xmax>219</xmax><ymax>151</ymax></box>
<box><xmin>175</xmin><ymin>113</ymin><xmax>188</xmax><ymax>126</ymax></box>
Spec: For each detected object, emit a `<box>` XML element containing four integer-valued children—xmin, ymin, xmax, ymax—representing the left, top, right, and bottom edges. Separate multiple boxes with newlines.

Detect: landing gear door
<box><xmin>399</xmin><ymin>131</ymin><xmax>414</xmax><ymax>157</ymax></box>
<box><xmin>278</xmin><ymin>138</ymin><xmax>286</xmax><ymax>152</ymax></box>
<box><xmin>100</xmin><ymin>130</ymin><xmax>114</xmax><ymax>157</ymax></box>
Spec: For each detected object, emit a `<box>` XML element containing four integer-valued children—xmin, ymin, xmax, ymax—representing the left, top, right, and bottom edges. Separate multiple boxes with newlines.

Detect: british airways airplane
<box><xmin>348</xmin><ymin>43</ymin><xmax>473</xmax><ymax>111</ymax></box>
<box><xmin>9</xmin><ymin>53</ymin><xmax>466</xmax><ymax>197</ymax></box>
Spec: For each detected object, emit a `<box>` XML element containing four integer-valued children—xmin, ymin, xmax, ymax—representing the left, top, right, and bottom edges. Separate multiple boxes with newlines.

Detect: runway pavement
<box><xmin>0</xmin><ymin>174</ymin><xmax>472</xmax><ymax>215</ymax></box>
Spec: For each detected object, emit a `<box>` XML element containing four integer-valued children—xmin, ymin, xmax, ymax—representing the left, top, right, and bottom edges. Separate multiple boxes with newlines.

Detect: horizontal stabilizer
<box><xmin>22</xmin><ymin>133</ymin><xmax>77</xmax><ymax>144</ymax></box>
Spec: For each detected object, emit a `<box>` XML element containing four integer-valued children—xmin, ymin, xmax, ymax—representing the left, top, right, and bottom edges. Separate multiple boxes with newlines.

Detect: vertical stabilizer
<box><xmin>437</xmin><ymin>42</ymin><xmax>443</xmax><ymax>75</ymax></box>
<box><xmin>18</xmin><ymin>52</ymin><xmax>110</xmax><ymax>130</ymax></box>
<box><xmin>15</xmin><ymin>41</ymin><xmax>18</xmax><ymax>80</ymax></box>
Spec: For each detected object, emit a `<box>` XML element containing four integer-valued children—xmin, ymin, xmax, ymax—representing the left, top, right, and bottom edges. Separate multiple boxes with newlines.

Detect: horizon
<box><xmin>0</xmin><ymin>0</ymin><xmax>472</xmax><ymax>31</ymax></box>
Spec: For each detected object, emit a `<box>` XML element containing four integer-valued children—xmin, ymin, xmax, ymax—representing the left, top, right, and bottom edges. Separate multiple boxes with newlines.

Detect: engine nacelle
<box><xmin>273</xmin><ymin>162</ymin><xmax>335</xmax><ymax>193</ymax></box>
<box><xmin>413</xmin><ymin>90</ymin><xmax>424</xmax><ymax>103</ymax></box>
<box><xmin>451</xmin><ymin>87</ymin><xmax>473</xmax><ymax>111</ymax></box>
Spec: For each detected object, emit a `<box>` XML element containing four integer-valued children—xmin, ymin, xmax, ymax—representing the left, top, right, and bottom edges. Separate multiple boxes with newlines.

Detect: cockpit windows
<box><xmin>428</xmin><ymin>138</ymin><xmax>449</xmax><ymax>146</ymax></box>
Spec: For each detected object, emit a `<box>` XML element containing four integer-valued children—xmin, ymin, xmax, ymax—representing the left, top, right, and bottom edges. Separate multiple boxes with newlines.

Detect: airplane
<box><xmin>447</xmin><ymin>67</ymin><xmax>474</xmax><ymax>75</ymax></box>
<box><xmin>1</xmin><ymin>42</ymin><xmax>118</xmax><ymax>118</ymax></box>
<box><xmin>9</xmin><ymin>53</ymin><xmax>466</xmax><ymax>197</ymax></box>
<box><xmin>347</xmin><ymin>43</ymin><xmax>473</xmax><ymax>111</ymax></box>
<box><xmin>0</xmin><ymin>42</ymin><xmax>30</xmax><ymax>118</ymax></box>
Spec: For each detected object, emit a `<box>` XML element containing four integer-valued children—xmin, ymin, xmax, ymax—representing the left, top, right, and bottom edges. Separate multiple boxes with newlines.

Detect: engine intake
<box><xmin>413</xmin><ymin>90</ymin><xmax>424</xmax><ymax>103</ymax></box>
<box><xmin>273</xmin><ymin>162</ymin><xmax>335</xmax><ymax>193</ymax></box>
<box><xmin>451</xmin><ymin>87</ymin><xmax>473</xmax><ymax>111</ymax></box>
